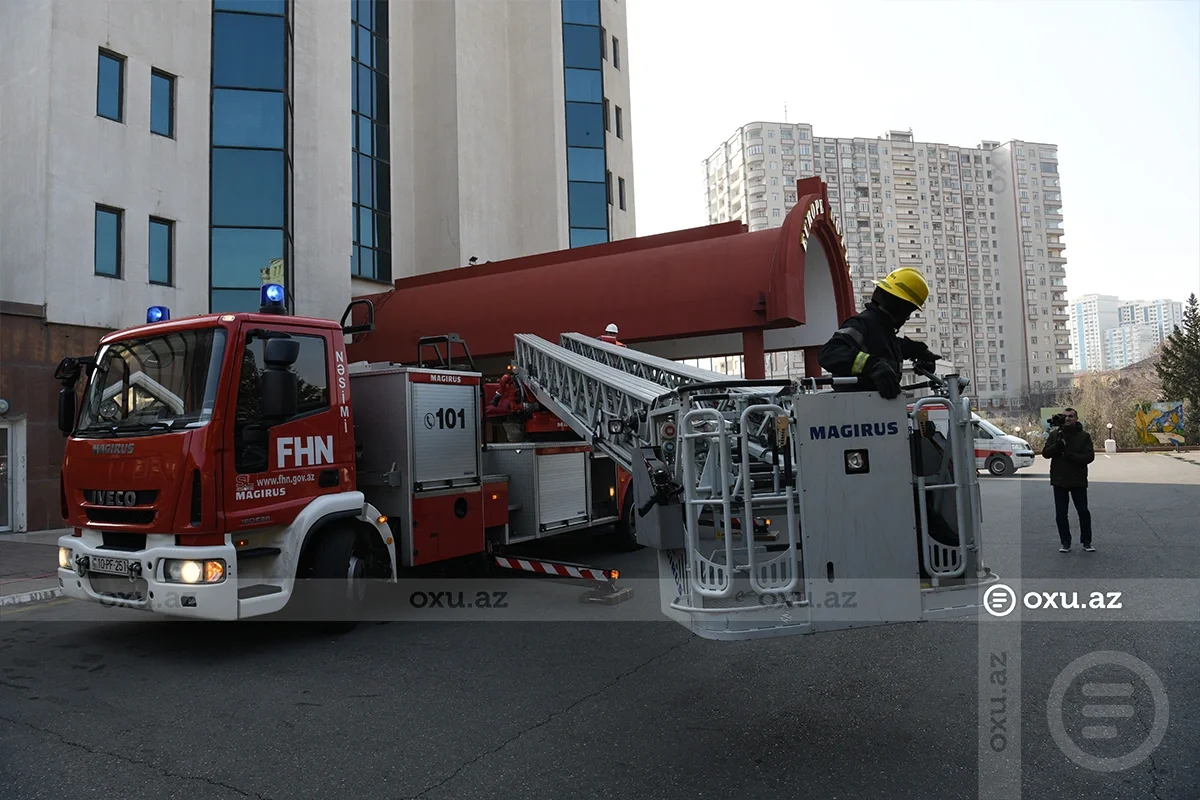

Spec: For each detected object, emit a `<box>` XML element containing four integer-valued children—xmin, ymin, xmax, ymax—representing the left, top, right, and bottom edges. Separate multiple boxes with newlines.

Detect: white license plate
<box><xmin>91</xmin><ymin>556</ymin><xmax>130</xmax><ymax>575</ymax></box>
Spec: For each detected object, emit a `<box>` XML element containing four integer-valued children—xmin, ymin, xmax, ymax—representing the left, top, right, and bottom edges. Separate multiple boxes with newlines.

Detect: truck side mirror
<box><xmin>264</xmin><ymin>338</ymin><xmax>300</xmax><ymax>367</ymax></box>
<box><xmin>58</xmin><ymin>389</ymin><xmax>77</xmax><ymax>436</ymax></box>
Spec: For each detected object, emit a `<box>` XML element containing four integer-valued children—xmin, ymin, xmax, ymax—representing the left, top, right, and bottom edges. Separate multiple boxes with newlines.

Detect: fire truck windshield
<box><xmin>74</xmin><ymin>327</ymin><xmax>228</xmax><ymax>437</ymax></box>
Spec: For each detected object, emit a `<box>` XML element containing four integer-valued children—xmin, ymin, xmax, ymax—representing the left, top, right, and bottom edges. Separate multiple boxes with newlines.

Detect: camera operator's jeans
<box><xmin>1053</xmin><ymin>486</ymin><xmax>1092</xmax><ymax>547</ymax></box>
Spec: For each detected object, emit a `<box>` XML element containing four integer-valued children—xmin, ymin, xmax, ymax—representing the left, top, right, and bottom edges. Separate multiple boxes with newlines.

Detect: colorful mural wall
<box><xmin>1134</xmin><ymin>402</ymin><xmax>1186</xmax><ymax>446</ymax></box>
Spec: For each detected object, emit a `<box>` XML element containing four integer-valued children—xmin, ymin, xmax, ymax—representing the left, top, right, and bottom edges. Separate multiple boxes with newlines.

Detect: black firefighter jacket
<box><xmin>817</xmin><ymin>305</ymin><xmax>927</xmax><ymax>392</ymax></box>
<box><xmin>1041</xmin><ymin>423</ymin><xmax>1095</xmax><ymax>488</ymax></box>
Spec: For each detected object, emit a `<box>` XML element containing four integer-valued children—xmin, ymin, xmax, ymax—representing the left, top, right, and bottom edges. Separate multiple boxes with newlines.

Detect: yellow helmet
<box><xmin>876</xmin><ymin>267</ymin><xmax>930</xmax><ymax>308</ymax></box>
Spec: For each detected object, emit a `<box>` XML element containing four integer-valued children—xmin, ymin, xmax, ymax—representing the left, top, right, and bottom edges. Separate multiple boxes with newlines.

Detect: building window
<box><xmin>615</xmin><ymin>105</ymin><xmax>623</xmax><ymax>139</ymax></box>
<box><xmin>352</xmin><ymin>0</ymin><xmax>392</xmax><ymax>282</ymax></box>
<box><xmin>150</xmin><ymin>69</ymin><xmax>175</xmax><ymax>137</ymax></box>
<box><xmin>209</xmin><ymin>0</ymin><xmax>294</xmax><ymax>312</ymax></box>
<box><xmin>562</xmin><ymin>0</ymin><xmax>607</xmax><ymax>247</ymax></box>
<box><xmin>95</xmin><ymin>205</ymin><xmax>123</xmax><ymax>278</ymax></box>
<box><xmin>618</xmin><ymin>176</ymin><xmax>626</xmax><ymax>211</ymax></box>
<box><xmin>612</xmin><ymin>35</ymin><xmax>620</xmax><ymax>69</ymax></box>
<box><xmin>149</xmin><ymin>217</ymin><xmax>174</xmax><ymax>285</ymax></box>
<box><xmin>97</xmin><ymin>50</ymin><xmax>125</xmax><ymax>122</ymax></box>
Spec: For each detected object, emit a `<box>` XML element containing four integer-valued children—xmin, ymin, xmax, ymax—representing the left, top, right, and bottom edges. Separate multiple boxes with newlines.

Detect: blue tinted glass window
<box><xmin>375</xmin><ymin>36</ymin><xmax>389</xmax><ymax>70</ymax></box>
<box><xmin>374</xmin><ymin>162</ymin><xmax>391</xmax><ymax>212</ymax></box>
<box><xmin>356</xmin><ymin>26</ymin><xmax>372</xmax><ymax>62</ymax></box>
<box><xmin>358</xmin><ymin>207</ymin><xmax>374</xmax><ymax>247</ymax></box>
<box><xmin>213</xmin><ymin>0</ymin><xmax>286</xmax><ymax>14</ymax></box>
<box><xmin>561</xmin><ymin>0</ymin><xmax>600</xmax><ymax>25</ymax></box>
<box><xmin>149</xmin><ymin>218</ymin><xmax>173</xmax><ymax>285</ymax></box>
<box><xmin>211</xmin><ymin>228</ymin><xmax>284</xmax><ymax>288</ymax></box>
<box><xmin>570</xmin><ymin>228</ymin><xmax>608</xmax><ymax>248</ymax></box>
<box><xmin>356</xmin><ymin>63</ymin><xmax>374</xmax><ymax>116</ymax></box>
<box><xmin>150</xmin><ymin>71</ymin><xmax>174</xmax><ymax>137</ymax></box>
<box><xmin>565</xmin><ymin>102</ymin><xmax>604</xmax><ymax>148</ymax></box>
<box><xmin>212</xmin><ymin>89</ymin><xmax>285</xmax><ymax>148</ymax></box>
<box><xmin>357</xmin><ymin>154</ymin><xmax>374</xmax><ymax>206</ymax></box>
<box><xmin>356</xmin><ymin>115</ymin><xmax>373</xmax><ymax>156</ymax></box>
<box><xmin>95</xmin><ymin>207</ymin><xmax>121</xmax><ymax>277</ymax></box>
<box><xmin>562</xmin><ymin>25</ymin><xmax>601</xmax><ymax>70</ymax></box>
<box><xmin>375</xmin><ymin>122</ymin><xmax>390</xmax><ymax>162</ymax></box>
<box><xmin>567</xmin><ymin>147</ymin><xmax>605</xmax><ymax>182</ymax></box>
<box><xmin>564</xmin><ymin>68</ymin><xmax>602</xmax><ymax>103</ymax></box>
<box><xmin>375</xmin><ymin>211</ymin><xmax>391</xmax><ymax>253</ymax></box>
<box><xmin>212</xmin><ymin>12</ymin><xmax>286</xmax><ymax>90</ymax></box>
<box><xmin>97</xmin><ymin>51</ymin><xmax>124</xmax><ymax>121</ymax></box>
<box><xmin>212</xmin><ymin>148</ymin><xmax>285</xmax><ymax>227</ymax></box>
<box><xmin>210</xmin><ymin>289</ymin><xmax>264</xmax><ymax>313</ymax></box>
<box><xmin>353</xmin><ymin>0</ymin><xmax>375</xmax><ymax>28</ymax></box>
<box><xmin>568</xmin><ymin>182</ymin><xmax>607</xmax><ymax>229</ymax></box>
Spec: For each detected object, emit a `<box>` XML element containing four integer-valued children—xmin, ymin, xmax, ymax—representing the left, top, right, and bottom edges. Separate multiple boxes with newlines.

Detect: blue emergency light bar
<box><xmin>147</xmin><ymin>306</ymin><xmax>171</xmax><ymax>323</ymax></box>
<box><xmin>259</xmin><ymin>283</ymin><xmax>286</xmax><ymax>314</ymax></box>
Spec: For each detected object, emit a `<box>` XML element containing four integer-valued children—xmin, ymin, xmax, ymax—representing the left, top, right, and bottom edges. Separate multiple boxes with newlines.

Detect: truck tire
<box><xmin>305</xmin><ymin>526</ymin><xmax>367</xmax><ymax>632</ymax></box>
<box><xmin>611</xmin><ymin>488</ymin><xmax>643</xmax><ymax>552</ymax></box>
<box><xmin>986</xmin><ymin>455</ymin><xmax>1013</xmax><ymax>477</ymax></box>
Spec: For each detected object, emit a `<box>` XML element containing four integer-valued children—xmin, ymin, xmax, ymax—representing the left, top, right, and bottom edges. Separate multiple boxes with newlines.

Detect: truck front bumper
<box><xmin>57</xmin><ymin>530</ymin><xmax>240</xmax><ymax>620</ymax></box>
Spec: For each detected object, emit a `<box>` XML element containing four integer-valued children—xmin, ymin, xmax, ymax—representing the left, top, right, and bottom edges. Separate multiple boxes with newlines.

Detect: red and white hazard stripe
<box><xmin>494</xmin><ymin>556</ymin><xmax>613</xmax><ymax>582</ymax></box>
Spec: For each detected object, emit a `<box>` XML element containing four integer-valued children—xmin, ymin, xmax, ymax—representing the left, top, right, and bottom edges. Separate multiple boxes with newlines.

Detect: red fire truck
<box><xmin>51</xmin><ymin>288</ymin><xmax>656</xmax><ymax>624</ymax></box>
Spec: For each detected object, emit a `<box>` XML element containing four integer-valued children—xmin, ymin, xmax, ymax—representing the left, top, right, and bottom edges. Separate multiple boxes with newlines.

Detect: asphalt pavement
<box><xmin>1</xmin><ymin>453</ymin><xmax>1197</xmax><ymax>799</ymax></box>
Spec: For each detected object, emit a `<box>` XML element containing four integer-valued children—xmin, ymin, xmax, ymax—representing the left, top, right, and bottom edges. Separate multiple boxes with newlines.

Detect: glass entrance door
<box><xmin>0</xmin><ymin>424</ymin><xmax>11</xmax><ymax>532</ymax></box>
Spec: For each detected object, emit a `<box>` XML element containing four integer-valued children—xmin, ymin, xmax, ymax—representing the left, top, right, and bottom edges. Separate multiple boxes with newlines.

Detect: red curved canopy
<box><xmin>346</xmin><ymin>177</ymin><xmax>855</xmax><ymax>375</ymax></box>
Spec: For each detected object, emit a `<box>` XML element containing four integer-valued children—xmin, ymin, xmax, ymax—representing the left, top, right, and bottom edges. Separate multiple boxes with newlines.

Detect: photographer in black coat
<box><xmin>1041</xmin><ymin>408</ymin><xmax>1095</xmax><ymax>552</ymax></box>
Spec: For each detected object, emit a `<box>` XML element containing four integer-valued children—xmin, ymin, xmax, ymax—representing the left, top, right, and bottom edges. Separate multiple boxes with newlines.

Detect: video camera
<box><xmin>1050</xmin><ymin>413</ymin><xmax>1066</xmax><ymax>427</ymax></box>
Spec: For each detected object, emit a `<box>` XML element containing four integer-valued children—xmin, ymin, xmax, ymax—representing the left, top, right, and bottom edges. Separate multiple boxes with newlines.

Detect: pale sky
<box><xmin>625</xmin><ymin>0</ymin><xmax>1200</xmax><ymax>304</ymax></box>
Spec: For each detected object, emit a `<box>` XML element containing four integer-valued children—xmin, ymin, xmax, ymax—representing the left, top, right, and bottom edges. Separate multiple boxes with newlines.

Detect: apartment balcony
<box><xmin>896</xmin><ymin>195</ymin><xmax>919</xmax><ymax>206</ymax></box>
<box><xmin>1052</xmin><ymin>297</ymin><xmax>1068</xmax><ymax>307</ymax></box>
<box><xmin>747</xmin><ymin>151</ymin><xmax>765</xmax><ymax>165</ymax></box>
<box><xmin>746</xmin><ymin>168</ymin><xmax>765</xmax><ymax>181</ymax></box>
<box><xmin>897</xmin><ymin>210</ymin><xmax>920</xmax><ymax>221</ymax></box>
<box><xmin>893</xmin><ymin>167</ymin><xmax>917</xmax><ymax>180</ymax></box>
<box><xmin>899</xmin><ymin>240</ymin><xmax>921</xmax><ymax>251</ymax></box>
<box><xmin>749</xmin><ymin>198</ymin><xmax>768</xmax><ymax>212</ymax></box>
<box><xmin>1053</xmin><ymin>311</ymin><xmax>1069</xmax><ymax>322</ymax></box>
<box><xmin>1044</xmin><ymin>207</ymin><xmax>1064</xmax><ymax>219</ymax></box>
<box><xmin>893</xmin><ymin>152</ymin><xmax>916</xmax><ymax>163</ymax></box>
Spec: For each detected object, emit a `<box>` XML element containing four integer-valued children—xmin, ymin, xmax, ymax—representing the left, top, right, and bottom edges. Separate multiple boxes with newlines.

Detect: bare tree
<box><xmin>1067</xmin><ymin>357</ymin><xmax>1163</xmax><ymax>449</ymax></box>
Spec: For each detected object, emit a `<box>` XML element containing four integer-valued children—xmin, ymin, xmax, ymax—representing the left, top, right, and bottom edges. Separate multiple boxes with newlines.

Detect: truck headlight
<box><xmin>59</xmin><ymin>547</ymin><xmax>74</xmax><ymax>571</ymax></box>
<box><xmin>164</xmin><ymin>559</ymin><xmax>226</xmax><ymax>584</ymax></box>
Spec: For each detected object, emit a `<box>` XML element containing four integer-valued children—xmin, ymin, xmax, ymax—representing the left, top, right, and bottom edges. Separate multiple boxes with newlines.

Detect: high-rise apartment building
<box><xmin>0</xmin><ymin>0</ymin><xmax>635</xmax><ymax>532</ymax></box>
<box><xmin>1067</xmin><ymin>294</ymin><xmax>1120</xmax><ymax>372</ymax></box>
<box><xmin>1102</xmin><ymin>324</ymin><xmax>1160</xmax><ymax>371</ymax></box>
<box><xmin>1117</xmin><ymin>299</ymin><xmax>1184</xmax><ymax>346</ymax></box>
<box><xmin>702</xmin><ymin>123</ymin><xmax>1072</xmax><ymax>408</ymax></box>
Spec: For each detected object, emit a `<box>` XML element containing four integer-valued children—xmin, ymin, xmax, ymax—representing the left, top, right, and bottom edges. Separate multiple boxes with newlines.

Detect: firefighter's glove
<box><xmin>910</xmin><ymin>343</ymin><xmax>942</xmax><ymax>376</ymax></box>
<box><xmin>867</xmin><ymin>358</ymin><xmax>902</xmax><ymax>399</ymax></box>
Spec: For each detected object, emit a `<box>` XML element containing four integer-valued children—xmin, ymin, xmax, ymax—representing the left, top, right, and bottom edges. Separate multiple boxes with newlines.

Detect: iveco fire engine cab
<box><xmin>54</xmin><ymin>285</ymin><xmax>1001</xmax><ymax>640</ymax></box>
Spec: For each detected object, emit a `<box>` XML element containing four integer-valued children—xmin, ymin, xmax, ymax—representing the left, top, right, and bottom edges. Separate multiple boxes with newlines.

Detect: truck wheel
<box><xmin>611</xmin><ymin>488</ymin><xmax>643</xmax><ymax>552</ymax></box>
<box><xmin>987</xmin><ymin>455</ymin><xmax>1013</xmax><ymax>477</ymax></box>
<box><xmin>306</xmin><ymin>526</ymin><xmax>366</xmax><ymax>632</ymax></box>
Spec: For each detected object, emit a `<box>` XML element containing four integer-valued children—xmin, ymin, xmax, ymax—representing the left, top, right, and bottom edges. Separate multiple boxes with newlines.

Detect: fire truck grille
<box><xmin>85</xmin><ymin>508</ymin><xmax>157</xmax><ymax>525</ymax></box>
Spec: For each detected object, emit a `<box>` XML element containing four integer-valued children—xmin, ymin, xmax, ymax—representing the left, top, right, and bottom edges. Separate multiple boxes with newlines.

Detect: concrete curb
<box><xmin>0</xmin><ymin>586</ymin><xmax>64</xmax><ymax>608</ymax></box>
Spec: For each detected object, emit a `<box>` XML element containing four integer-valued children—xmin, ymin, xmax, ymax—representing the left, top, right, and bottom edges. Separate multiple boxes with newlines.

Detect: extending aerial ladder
<box><xmin>511</xmin><ymin>332</ymin><xmax>1000</xmax><ymax>641</ymax></box>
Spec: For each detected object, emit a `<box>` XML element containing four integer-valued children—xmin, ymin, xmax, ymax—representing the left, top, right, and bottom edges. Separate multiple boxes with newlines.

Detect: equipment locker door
<box><xmin>408</xmin><ymin>375</ymin><xmax>481</xmax><ymax>490</ymax></box>
<box><xmin>536</xmin><ymin>449</ymin><xmax>589</xmax><ymax>531</ymax></box>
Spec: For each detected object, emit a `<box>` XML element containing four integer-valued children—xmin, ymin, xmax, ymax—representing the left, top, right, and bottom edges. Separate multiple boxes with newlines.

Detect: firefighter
<box><xmin>599</xmin><ymin>323</ymin><xmax>625</xmax><ymax>347</ymax></box>
<box><xmin>817</xmin><ymin>267</ymin><xmax>941</xmax><ymax>399</ymax></box>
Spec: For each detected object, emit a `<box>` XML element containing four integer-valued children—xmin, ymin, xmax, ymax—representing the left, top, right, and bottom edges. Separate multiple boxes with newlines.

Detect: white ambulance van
<box><xmin>912</xmin><ymin>406</ymin><xmax>1035</xmax><ymax>477</ymax></box>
